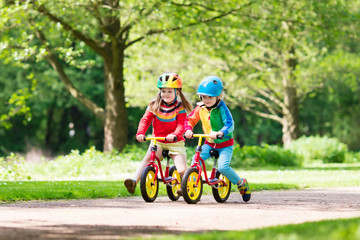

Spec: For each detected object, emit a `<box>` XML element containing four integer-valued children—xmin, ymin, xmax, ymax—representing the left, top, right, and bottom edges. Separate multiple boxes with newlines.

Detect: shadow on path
<box><xmin>0</xmin><ymin>224</ymin><xmax>203</xmax><ymax>240</ymax></box>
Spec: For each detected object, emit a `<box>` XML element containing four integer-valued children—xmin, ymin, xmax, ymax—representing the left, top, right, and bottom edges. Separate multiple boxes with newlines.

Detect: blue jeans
<box><xmin>192</xmin><ymin>144</ymin><xmax>241</xmax><ymax>185</ymax></box>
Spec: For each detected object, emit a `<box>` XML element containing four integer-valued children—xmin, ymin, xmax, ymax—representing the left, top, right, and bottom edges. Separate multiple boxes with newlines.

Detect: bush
<box><xmin>232</xmin><ymin>144</ymin><xmax>302</xmax><ymax>168</ymax></box>
<box><xmin>345</xmin><ymin>151</ymin><xmax>360</xmax><ymax>163</ymax></box>
<box><xmin>0</xmin><ymin>146</ymin><xmax>149</xmax><ymax>181</ymax></box>
<box><xmin>288</xmin><ymin>136</ymin><xmax>348</xmax><ymax>163</ymax></box>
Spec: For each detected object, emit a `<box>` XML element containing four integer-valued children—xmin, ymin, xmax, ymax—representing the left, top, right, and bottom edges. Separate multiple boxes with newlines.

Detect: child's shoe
<box><xmin>237</xmin><ymin>178</ymin><xmax>251</xmax><ymax>202</ymax></box>
<box><xmin>176</xmin><ymin>189</ymin><xmax>183</xmax><ymax>196</ymax></box>
<box><xmin>124</xmin><ymin>178</ymin><xmax>137</xmax><ymax>194</ymax></box>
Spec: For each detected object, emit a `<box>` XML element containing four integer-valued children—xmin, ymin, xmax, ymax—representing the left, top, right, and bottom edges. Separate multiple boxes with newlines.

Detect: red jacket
<box><xmin>136</xmin><ymin>100</ymin><xmax>186</xmax><ymax>142</ymax></box>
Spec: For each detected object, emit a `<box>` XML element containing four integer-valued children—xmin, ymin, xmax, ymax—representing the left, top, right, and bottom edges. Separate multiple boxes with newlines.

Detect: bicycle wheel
<box><xmin>212</xmin><ymin>170</ymin><xmax>231</xmax><ymax>203</ymax></box>
<box><xmin>166</xmin><ymin>165</ymin><xmax>181</xmax><ymax>201</ymax></box>
<box><xmin>140</xmin><ymin>166</ymin><xmax>159</xmax><ymax>202</ymax></box>
<box><xmin>181</xmin><ymin>167</ymin><xmax>203</xmax><ymax>204</ymax></box>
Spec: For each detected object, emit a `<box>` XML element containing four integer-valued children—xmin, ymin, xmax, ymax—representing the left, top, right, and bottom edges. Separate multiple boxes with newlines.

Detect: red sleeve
<box><xmin>184</xmin><ymin>106</ymin><xmax>200</xmax><ymax>131</ymax></box>
<box><xmin>136</xmin><ymin>108</ymin><xmax>154</xmax><ymax>136</ymax></box>
<box><xmin>173</xmin><ymin>110</ymin><xmax>186</xmax><ymax>138</ymax></box>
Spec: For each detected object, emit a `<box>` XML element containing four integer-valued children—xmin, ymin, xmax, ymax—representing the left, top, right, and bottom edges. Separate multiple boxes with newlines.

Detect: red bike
<box><xmin>140</xmin><ymin>137</ymin><xmax>181</xmax><ymax>202</ymax></box>
<box><xmin>181</xmin><ymin>134</ymin><xmax>232</xmax><ymax>204</ymax></box>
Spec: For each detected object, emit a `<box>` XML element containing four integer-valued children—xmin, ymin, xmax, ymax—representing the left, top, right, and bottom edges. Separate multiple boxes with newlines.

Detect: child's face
<box><xmin>201</xmin><ymin>95</ymin><xmax>217</xmax><ymax>107</ymax></box>
<box><xmin>160</xmin><ymin>88</ymin><xmax>176</xmax><ymax>104</ymax></box>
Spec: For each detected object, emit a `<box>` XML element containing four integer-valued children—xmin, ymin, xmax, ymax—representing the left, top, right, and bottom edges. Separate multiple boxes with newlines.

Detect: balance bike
<box><xmin>181</xmin><ymin>134</ymin><xmax>232</xmax><ymax>204</ymax></box>
<box><xmin>140</xmin><ymin>136</ymin><xmax>181</xmax><ymax>202</ymax></box>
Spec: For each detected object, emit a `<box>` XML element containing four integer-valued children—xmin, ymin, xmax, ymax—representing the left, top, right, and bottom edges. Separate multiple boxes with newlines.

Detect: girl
<box><xmin>124</xmin><ymin>73</ymin><xmax>193</xmax><ymax>194</ymax></box>
<box><xmin>184</xmin><ymin>76</ymin><xmax>251</xmax><ymax>202</ymax></box>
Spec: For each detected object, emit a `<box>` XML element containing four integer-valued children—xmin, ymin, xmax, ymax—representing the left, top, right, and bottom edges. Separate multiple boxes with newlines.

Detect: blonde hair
<box><xmin>149</xmin><ymin>89</ymin><xmax>193</xmax><ymax>114</ymax></box>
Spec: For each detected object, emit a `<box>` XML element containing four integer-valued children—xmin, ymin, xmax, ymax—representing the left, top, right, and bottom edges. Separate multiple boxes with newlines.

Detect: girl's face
<box><xmin>160</xmin><ymin>88</ymin><xmax>176</xmax><ymax>104</ymax></box>
<box><xmin>201</xmin><ymin>95</ymin><xmax>217</xmax><ymax>107</ymax></box>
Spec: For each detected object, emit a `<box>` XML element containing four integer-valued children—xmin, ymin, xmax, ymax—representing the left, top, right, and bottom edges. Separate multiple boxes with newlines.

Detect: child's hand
<box><xmin>136</xmin><ymin>134</ymin><xmax>145</xmax><ymax>142</ymax></box>
<box><xmin>166</xmin><ymin>134</ymin><xmax>177</xmax><ymax>142</ymax></box>
<box><xmin>210</xmin><ymin>131</ymin><xmax>224</xmax><ymax>139</ymax></box>
<box><xmin>184</xmin><ymin>130</ymin><xmax>193</xmax><ymax>139</ymax></box>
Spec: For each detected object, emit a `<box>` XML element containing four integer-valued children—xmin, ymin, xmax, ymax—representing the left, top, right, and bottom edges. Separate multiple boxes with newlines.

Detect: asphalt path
<box><xmin>1</xmin><ymin>186</ymin><xmax>360</xmax><ymax>239</ymax></box>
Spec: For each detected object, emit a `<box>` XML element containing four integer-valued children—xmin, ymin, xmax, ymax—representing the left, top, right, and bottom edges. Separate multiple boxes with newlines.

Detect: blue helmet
<box><xmin>197</xmin><ymin>76</ymin><xmax>223</xmax><ymax>97</ymax></box>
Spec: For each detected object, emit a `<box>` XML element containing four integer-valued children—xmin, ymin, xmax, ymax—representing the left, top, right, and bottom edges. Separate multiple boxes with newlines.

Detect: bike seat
<box><xmin>210</xmin><ymin>149</ymin><xmax>219</xmax><ymax>159</ymax></box>
<box><xmin>162</xmin><ymin>150</ymin><xmax>170</xmax><ymax>158</ymax></box>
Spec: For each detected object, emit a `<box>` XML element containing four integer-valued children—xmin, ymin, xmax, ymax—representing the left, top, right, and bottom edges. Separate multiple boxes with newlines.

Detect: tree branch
<box><xmin>36</xmin><ymin>4</ymin><xmax>108</xmax><ymax>57</ymax></box>
<box><xmin>125</xmin><ymin>2</ymin><xmax>254</xmax><ymax>48</ymax></box>
<box><xmin>256</xmin><ymin>88</ymin><xmax>285</xmax><ymax>110</ymax></box>
<box><xmin>240</xmin><ymin>103</ymin><xmax>283</xmax><ymax>123</ymax></box>
<box><xmin>33</xmin><ymin>26</ymin><xmax>105</xmax><ymax>122</ymax></box>
<box><xmin>244</xmin><ymin>94</ymin><xmax>282</xmax><ymax>116</ymax></box>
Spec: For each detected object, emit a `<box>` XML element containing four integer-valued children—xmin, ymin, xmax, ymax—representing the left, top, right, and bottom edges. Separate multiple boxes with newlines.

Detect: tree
<box><xmin>0</xmin><ymin>0</ymin><xmax>252</xmax><ymax>151</ymax></box>
<box><xmin>194</xmin><ymin>0</ymin><xmax>358</xmax><ymax>147</ymax></box>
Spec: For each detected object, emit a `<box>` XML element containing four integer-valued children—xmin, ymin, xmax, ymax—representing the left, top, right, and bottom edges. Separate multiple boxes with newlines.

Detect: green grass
<box><xmin>1</xmin><ymin>163</ymin><xmax>360</xmax><ymax>202</ymax></box>
<box><xmin>147</xmin><ymin>217</ymin><xmax>360</xmax><ymax>240</ymax></box>
<box><xmin>0</xmin><ymin>181</ymin><xmax>126</xmax><ymax>202</ymax></box>
<box><xmin>0</xmin><ymin>180</ymin><xmax>299</xmax><ymax>202</ymax></box>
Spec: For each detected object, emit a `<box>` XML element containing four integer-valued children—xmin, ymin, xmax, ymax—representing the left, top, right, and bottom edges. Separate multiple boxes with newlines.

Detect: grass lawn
<box><xmin>148</xmin><ymin>217</ymin><xmax>360</xmax><ymax>240</ymax></box>
<box><xmin>1</xmin><ymin>163</ymin><xmax>359</xmax><ymax>202</ymax></box>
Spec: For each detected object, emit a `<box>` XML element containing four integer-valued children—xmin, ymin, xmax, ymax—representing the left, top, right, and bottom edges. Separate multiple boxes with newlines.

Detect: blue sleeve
<box><xmin>219</xmin><ymin>101</ymin><xmax>234</xmax><ymax>136</ymax></box>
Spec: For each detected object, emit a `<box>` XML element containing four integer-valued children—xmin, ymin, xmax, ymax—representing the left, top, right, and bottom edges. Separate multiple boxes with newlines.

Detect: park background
<box><xmin>0</xmin><ymin>1</ymin><xmax>360</xmax><ymax>239</ymax></box>
<box><xmin>1</xmin><ymin>0</ymin><xmax>360</xmax><ymax>160</ymax></box>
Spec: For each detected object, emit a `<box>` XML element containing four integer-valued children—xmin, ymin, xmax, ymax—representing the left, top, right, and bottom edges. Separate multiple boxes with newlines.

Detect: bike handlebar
<box><xmin>136</xmin><ymin>136</ymin><xmax>178</xmax><ymax>142</ymax></box>
<box><xmin>192</xmin><ymin>134</ymin><xmax>223</xmax><ymax>139</ymax></box>
<box><xmin>144</xmin><ymin>137</ymin><xmax>166</xmax><ymax>141</ymax></box>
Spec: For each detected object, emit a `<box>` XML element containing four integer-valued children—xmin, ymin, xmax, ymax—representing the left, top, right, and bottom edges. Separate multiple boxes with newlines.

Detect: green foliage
<box><xmin>232</xmin><ymin>144</ymin><xmax>302</xmax><ymax>168</ymax></box>
<box><xmin>0</xmin><ymin>153</ymin><xmax>30</xmax><ymax>181</ymax></box>
<box><xmin>299</xmin><ymin>51</ymin><xmax>360</xmax><ymax>151</ymax></box>
<box><xmin>345</xmin><ymin>151</ymin><xmax>360</xmax><ymax>163</ymax></box>
<box><xmin>289</xmin><ymin>136</ymin><xmax>348</xmax><ymax>163</ymax></box>
<box><xmin>155</xmin><ymin>217</ymin><xmax>360</xmax><ymax>240</ymax></box>
<box><xmin>0</xmin><ymin>146</ymin><xmax>147</xmax><ymax>181</ymax></box>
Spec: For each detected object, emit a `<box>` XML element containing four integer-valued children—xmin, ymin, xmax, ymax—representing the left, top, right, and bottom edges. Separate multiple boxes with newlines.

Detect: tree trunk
<box><xmin>282</xmin><ymin>46</ymin><xmax>299</xmax><ymax>148</ymax></box>
<box><xmin>282</xmin><ymin>85</ymin><xmax>299</xmax><ymax>148</ymax></box>
<box><xmin>103</xmin><ymin>54</ymin><xmax>128</xmax><ymax>152</ymax></box>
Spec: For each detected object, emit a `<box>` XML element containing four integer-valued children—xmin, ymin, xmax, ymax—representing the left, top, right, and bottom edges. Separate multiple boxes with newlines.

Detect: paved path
<box><xmin>1</xmin><ymin>187</ymin><xmax>360</xmax><ymax>239</ymax></box>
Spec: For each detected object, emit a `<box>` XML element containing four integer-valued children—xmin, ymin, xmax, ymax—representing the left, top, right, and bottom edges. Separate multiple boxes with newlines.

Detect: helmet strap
<box><xmin>206</xmin><ymin>99</ymin><xmax>220</xmax><ymax>110</ymax></box>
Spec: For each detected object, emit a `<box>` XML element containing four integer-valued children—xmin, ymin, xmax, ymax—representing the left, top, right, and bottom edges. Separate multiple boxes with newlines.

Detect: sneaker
<box><xmin>176</xmin><ymin>189</ymin><xmax>183</xmax><ymax>196</ymax></box>
<box><xmin>124</xmin><ymin>179</ymin><xmax>137</xmax><ymax>194</ymax></box>
<box><xmin>238</xmin><ymin>178</ymin><xmax>251</xmax><ymax>202</ymax></box>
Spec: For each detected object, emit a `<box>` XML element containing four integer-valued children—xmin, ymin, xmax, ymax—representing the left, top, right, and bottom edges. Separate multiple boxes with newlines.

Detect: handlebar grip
<box><xmin>135</xmin><ymin>136</ymin><xmax>145</xmax><ymax>142</ymax></box>
<box><xmin>164</xmin><ymin>136</ymin><xmax>177</xmax><ymax>142</ymax></box>
<box><xmin>217</xmin><ymin>135</ymin><xmax>224</xmax><ymax>139</ymax></box>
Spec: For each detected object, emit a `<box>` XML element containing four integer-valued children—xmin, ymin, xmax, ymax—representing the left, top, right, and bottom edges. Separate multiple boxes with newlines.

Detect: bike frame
<box><xmin>145</xmin><ymin>137</ymin><xmax>180</xmax><ymax>186</ymax></box>
<box><xmin>190</xmin><ymin>134</ymin><xmax>228</xmax><ymax>188</ymax></box>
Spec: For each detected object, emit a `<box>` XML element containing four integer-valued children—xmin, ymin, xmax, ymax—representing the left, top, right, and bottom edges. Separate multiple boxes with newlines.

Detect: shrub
<box><xmin>345</xmin><ymin>151</ymin><xmax>360</xmax><ymax>163</ymax></box>
<box><xmin>232</xmin><ymin>144</ymin><xmax>302</xmax><ymax>168</ymax></box>
<box><xmin>288</xmin><ymin>136</ymin><xmax>348</xmax><ymax>163</ymax></box>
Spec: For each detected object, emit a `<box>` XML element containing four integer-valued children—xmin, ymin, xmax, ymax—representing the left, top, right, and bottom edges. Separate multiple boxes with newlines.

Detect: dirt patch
<box><xmin>1</xmin><ymin>186</ymin><xmax>360</xmax><ymax>239</ymax></box>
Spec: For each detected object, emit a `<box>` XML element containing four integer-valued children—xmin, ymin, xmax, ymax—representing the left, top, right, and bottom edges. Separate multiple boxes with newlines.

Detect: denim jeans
<box><xmin>192</xmin><ymin>144</ymin><xmax>241</xmax><ymax>185</ymax></box>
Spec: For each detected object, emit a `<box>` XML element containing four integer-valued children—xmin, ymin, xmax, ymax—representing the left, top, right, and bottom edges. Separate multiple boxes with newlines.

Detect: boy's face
<box><xmin>201</xmin><ymin>95</ymin><xmax>217</xmax><ymax>107</ymax></box>
<box><xmin>160</xmin><ymin>88</ymin><xmax>176</xmax><ymax>104</ymax></box>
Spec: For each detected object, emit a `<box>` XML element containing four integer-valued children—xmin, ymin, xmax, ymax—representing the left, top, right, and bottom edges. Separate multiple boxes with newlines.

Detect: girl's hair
<box><xmin>148</xmin><ymin>89</ymin><xmax>193</xmax><ymax>114</ymax></box>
